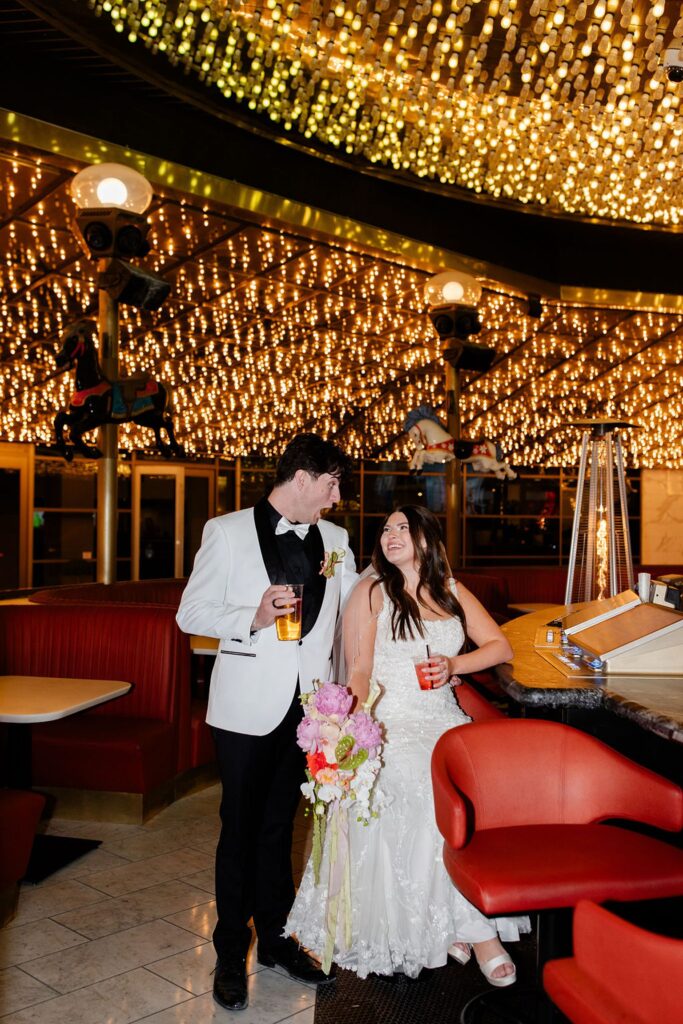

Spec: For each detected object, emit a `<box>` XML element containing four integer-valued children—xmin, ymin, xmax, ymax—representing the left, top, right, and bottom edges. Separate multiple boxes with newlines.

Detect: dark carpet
<box><xmin>313</xmin><ymin>934</ymin><xmax>558</xmax><ymax>1024</ymax></box>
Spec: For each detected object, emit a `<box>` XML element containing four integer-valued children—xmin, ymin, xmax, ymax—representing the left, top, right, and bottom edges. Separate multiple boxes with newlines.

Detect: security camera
<box><xmin>429</xmin><ymin>305</ymin><xmax>482</xmax><ymax>341</ymax></box>
<box><xmin>663</xmin><ymin>47</ymin><xmax>683</xmax><ymax>83</ymax></box>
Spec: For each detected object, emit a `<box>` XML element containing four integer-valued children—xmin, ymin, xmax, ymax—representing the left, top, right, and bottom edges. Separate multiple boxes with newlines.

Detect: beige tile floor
<box><xmin>0</xmin><ymin>785</ymin><xmax>317</xmax><ymax>1023</ymax></box>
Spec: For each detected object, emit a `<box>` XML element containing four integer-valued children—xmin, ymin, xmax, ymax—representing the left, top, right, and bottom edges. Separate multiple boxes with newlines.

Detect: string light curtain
<box><xmin>2</xmin><ymin>143</ymin><xmax>683</xmax><ymax>464</ymax></box>
<box><xmin>85</xmin><ymin>0</ymin><xmax>683</xmax><ymax>226</ymax></box>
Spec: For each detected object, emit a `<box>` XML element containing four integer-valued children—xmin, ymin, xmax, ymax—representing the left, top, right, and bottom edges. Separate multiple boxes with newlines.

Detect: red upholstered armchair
<box><xmin>455</xmin><ymin>681</ymin><xmax>505</xmax><ymax>723</ymax></box>
<box><xmin>432</xmin><ymin>720</ymin><xmax>683</xmax><ymax>1021</ymax></box>
<box><xmin>543</xmin><ymin>900</ymin><xmax>683</xmax><ymax>1024</ymax></box>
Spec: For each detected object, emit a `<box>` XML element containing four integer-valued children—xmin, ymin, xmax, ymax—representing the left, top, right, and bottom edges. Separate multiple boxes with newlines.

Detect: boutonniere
<box><xmin>320</xmin><ymin>548</ymin><xmax>345</xmax><ymax>579</ymax></box>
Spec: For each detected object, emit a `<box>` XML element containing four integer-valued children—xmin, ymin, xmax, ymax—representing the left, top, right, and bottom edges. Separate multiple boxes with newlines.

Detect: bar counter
<box><xmin>497</xmin><ymin>605</ymin><xmax>683</xmax><ymax>746</ymax></box>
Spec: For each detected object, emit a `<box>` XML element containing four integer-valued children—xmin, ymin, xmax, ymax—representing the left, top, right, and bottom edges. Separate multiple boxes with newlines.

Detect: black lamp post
<box><xmin>69</xmin><ymin>162</ymin><xmax>155</xmax><ymax>584</ymax></box>
<box><xmin>425</xmin><ymin>270</ymin><xmax>494</xmax><ymax>569</ymax></box>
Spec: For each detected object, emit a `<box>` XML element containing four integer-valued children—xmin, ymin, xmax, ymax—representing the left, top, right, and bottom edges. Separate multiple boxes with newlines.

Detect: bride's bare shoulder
<box><xmin>348</xmin><ymin>573</ymin><xmax>382</xmax><ymax>610</ymax></box>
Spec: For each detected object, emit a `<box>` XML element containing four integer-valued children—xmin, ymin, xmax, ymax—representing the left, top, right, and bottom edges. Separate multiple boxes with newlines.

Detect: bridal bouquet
<box><xmin>296</xmin><ymin>680</ymin><xmax>384</xmax><ymax>972</ymax></box>
<box><xmin>297</xmin><ymin>680</ymin><xmax>383</xmax><ymax>885</ymax></box>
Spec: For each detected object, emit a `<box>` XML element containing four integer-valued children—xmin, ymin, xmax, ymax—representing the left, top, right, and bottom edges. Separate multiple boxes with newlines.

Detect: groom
<box><xmin>177</xmin><ymin>434</ymin><xmax>357</xmax><ymax>1011</ymax></box>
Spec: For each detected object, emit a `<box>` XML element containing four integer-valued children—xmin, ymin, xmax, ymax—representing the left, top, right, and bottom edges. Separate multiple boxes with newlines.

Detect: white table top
<box><xmin>0</xmin><ymin>675</ymin><xmax>131</xmax><ymax>724</ymax></box>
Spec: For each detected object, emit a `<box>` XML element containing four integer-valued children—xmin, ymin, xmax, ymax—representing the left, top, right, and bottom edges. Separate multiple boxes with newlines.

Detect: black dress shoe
<box><xmin>213</xmin><ymin>956</ymin><xmax>248</xmax><ymax>1011</ymax></box>
<box><xmin>257</xmin><ymin>937</ymin><xmax>335</xmax><ymax>984</ymax></box>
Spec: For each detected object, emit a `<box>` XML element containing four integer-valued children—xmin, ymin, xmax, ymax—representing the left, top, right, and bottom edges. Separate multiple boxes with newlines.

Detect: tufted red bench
<box><xmin>0</xmin><ymin>603</ymin><xmax>191</xmax><ymax>820</ymax></box>
<box><xmin>28</xmin><ymin>579</ymin><xmax>214</xmax><ymax>777</ymax></box>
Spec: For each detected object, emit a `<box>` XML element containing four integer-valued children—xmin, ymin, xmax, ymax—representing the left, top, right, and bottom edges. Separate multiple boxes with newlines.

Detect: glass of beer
<box><xmin>275</xmin><ymin>584</ymin><xmax>304</xmax><ymax>641</ymax></box>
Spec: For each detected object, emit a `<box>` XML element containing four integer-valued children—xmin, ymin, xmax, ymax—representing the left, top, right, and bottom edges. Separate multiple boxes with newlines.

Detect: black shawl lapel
<box><xmin>302</xmin><ymin>524</ymin><xmax>326</xmax><ymax>636</ymax></box>
<box><xmin>253</xmin><ymin>497</ymin><xmax>286</xmax><ymax>585</ymax></box>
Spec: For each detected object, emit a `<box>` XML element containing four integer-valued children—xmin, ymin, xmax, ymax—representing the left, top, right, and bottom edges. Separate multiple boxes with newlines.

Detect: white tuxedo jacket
<box><xmin>176</xmin><ymin>506</ymin><xmax>357</xmax><ymax>735</ymax></box>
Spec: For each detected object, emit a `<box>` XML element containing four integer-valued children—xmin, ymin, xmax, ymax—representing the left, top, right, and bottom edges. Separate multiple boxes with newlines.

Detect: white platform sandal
<box><xmin>477</xmin><ymin>951</ymin><xmax>516</xmax><ymax>988</ymax></box>
<box><xmin>447</xmin><ymin>942</ymin><xmax>472</xmax><ymax>966</ymax></box>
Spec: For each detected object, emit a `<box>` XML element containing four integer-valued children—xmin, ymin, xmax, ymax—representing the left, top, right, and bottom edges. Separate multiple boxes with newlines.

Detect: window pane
<box><xmin>32</xmin><ymin>560</ymin><xmax>97</xmax><ymax>587</ymax></box>
<box><xmin>465</xmin><ymin>517</ymin><xmax>560</xmax><ymax>562</ymax></box>
<box><xmin>338</xmin><ymin>472</ymin><xmax>361</xmax><ymax>513</ymax></box>
<box><xmin>34</xmin><ymin>460</ymin><xmax>96</xmax><ymax>508</ymax></box>
<box><xmin>117</xmin><ymin>510</ymin><xmax>131</xmax><ymax>558</ymax></box>
<box><xmin>185</xmin><ymin>475</ymin><xmax>211</xmax><ymax>575</ymax></box>
<box><xmin>240</xmin><ymin>469</ymin><xmax>275</xmax><ymax>508</ymax></box>
<box><xmin>0</xmin><ymin>468</ymin><xmax>20</xmax><ymax>589</ymax></box>
<box><xmin>217</xmin><ymin>469</ymin><xmax>236</xmax><ymax>514</ymax></box>
<box><xmin>364</xmin><ymin>471</ymin><xmax>445</xmax><ymax>514</ymax></box>
<box><xmin>498</xmin><ymin>476</ymin><xmax>560</xmax><ymax>516</ymax></box>
<box><xmin>33</xmin><ymin>511</ymin><xmax>96</xmax><ymax>561</ymax></box>
<box><xmin>118</xmin><ymin>467</ymin><xmax>132</xmax><ymax>510</ymax></box>
<box><xmin>139</xmin><ymin>475</ymin><xmax>176</xmax><ymax>579</ymax></box>
<box><xmin>466</xmin><ymin>476</ymin><xmax>503</xmax><ymax>515</ymax></box>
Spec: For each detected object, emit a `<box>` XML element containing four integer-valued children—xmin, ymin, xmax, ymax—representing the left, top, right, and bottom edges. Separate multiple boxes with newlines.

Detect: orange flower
<box><xmin>306</xmin><ymin>751</ymin><xmax>329</xmax><ymax>776</ymax></box>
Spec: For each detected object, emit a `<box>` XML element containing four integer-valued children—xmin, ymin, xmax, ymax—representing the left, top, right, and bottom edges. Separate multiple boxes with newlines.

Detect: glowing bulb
<box><xmin>96</xmin><ymin>177</ymin><xmax>128</xmax><ymax>206</ymax></box>
<box><xmin>442</xmin><ymin>280</ymin><xmax>465</xmax><ymax>301</ymax></box>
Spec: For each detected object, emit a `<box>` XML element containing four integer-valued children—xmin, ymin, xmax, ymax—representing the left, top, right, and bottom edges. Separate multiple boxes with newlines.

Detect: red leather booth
<box><xmin>28</xmin><ymin>579</ymin><xmax>214</xmax><ymax>774</ymax></box>
<box><xmin>0</xmin><ymin>602</ymin><xmax>192</xmax><ymax>805</ymax></box>
<box><xmin>28</xmin><ymin>578</ymin><xmax>187</xmax><ymax>607</ymax></box>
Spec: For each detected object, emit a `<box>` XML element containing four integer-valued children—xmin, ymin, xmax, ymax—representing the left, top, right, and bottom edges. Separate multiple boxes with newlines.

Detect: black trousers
<box><xmin>211</xmin><ymin>690</ymin><xmax>305</xmax><ymax>961</ymax></box>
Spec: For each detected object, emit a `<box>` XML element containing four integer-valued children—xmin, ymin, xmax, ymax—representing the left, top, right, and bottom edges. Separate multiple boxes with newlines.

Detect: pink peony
<box><xmin>348</xmin><ymin>711</ymin><xmax>382</xmax><ymax>754</ymax></box>
<box><xmin>313</xmin><ymin>681</ymin><xmax>353</xmax><ymax>718</ymax></box>
<box><xmin>296</xmin><ymin>716</ymin><xmax>322</xmax><ymax>752</ymax></box>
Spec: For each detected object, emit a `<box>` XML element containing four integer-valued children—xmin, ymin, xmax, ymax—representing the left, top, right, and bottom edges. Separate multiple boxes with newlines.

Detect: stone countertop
<box><xmin>498</xmin><ymin>605</ymin><xmax>683</xmax><ymax>744</ymax></box>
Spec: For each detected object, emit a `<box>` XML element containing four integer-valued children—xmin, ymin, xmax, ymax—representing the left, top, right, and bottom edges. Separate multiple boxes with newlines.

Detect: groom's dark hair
<box><xmin>275</xmin><ymin>433</ymin><xmax>353</xmax><ymax>485</ymax></box>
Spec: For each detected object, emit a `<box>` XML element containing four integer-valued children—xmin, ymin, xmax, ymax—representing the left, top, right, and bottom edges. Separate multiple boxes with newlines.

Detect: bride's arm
<box><xmin>447</xmin><ymin>583</ymin><xmax>513</xmax><ymax>677</ymax></box>
<box><xmin>343</xmin><ymin>577</ymin><xmax>381</xmax><ymax>705</ymax></box>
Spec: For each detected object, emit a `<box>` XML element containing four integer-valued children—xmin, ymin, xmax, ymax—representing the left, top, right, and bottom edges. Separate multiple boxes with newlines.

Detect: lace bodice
<box><xmin>371</xmin><ymin>585</ymin><xmax>467</xmax><ymax>734</ymax></box>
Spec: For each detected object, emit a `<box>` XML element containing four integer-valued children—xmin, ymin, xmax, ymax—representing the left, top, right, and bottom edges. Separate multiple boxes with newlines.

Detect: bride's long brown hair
<box><xmin>370</xmin><ymin>505</ymin><xmax>466</xmax><ymax>641</ymax></box>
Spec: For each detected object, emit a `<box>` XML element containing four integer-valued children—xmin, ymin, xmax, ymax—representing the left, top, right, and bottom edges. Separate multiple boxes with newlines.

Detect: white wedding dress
<box><xmin>286</xmin><ymin>587</ymin><xmax>530</xmax><ymax>978</ymax></box>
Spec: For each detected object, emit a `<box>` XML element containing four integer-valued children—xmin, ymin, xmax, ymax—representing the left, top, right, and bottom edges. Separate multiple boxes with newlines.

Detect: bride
<box><xmin>286</xmin><ymin>505</ymin><xmax>530</xmax><ymax>983</ymax></box>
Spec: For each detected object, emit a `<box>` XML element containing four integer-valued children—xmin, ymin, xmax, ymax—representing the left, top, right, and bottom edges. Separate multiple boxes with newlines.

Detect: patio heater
<box><xmin>564</xmin><ymin>419</ymin><xmax>636</xmax><ymax>605</ymax></box>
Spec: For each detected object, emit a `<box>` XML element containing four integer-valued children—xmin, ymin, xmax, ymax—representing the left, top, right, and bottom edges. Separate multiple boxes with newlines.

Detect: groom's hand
<box><xmin>252</xmin><ymin>585</ymin><xmax>298</xmax><ymax>631</ymax></box>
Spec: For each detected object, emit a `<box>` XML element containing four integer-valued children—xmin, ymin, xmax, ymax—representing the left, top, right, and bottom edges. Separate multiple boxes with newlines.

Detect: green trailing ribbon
<box><xmin>312</xmin><ymin>803</ymin><xmax>326</xmax><ymax>886</ymax></box>
<box><xmin>322</xmin><ymin>801</ymin><xmax>352</xmax><ymax>975</ymax></box>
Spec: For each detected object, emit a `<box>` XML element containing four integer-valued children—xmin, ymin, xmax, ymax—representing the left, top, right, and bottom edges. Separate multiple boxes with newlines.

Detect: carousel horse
<box><xmin>404</xmin><ymin>405</ymin><xmax>517</xmax><ymax>479</ymax></box>
<box><xmin>54</xmin><ymin>321</ymin><xmax>184</xmax><ymax>461</ymax></box>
